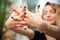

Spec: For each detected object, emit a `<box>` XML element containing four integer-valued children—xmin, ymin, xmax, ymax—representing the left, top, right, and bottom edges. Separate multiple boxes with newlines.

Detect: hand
<box><xmin>5</xmin><ymin>5</ymin><xmax>26</xmax><ymax>29</ymax></box>
<box><xmin>5</xmin><ymin>13</ymin><xmax>23</xmax><ymax>29</ymax></box>
<box><xmin>21</xmin><ymin>6</ymin><xmax>43</xmax><ymax>28</ymax></box>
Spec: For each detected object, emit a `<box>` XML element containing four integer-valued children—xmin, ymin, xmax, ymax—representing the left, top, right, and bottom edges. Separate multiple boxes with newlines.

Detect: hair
<box><xmin>56</xmin><ymin>4</ymin><xmax>60</xmax><ymax>27</ymax></box>
<box><xmin>42</xmin><ymin>2</ymin><xmax>60</xmax><ymax>27</ymax></box>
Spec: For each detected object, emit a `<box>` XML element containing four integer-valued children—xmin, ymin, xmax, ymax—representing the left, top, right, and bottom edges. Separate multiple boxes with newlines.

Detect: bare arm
<box><xmin>10</xmin><ymin>27</ymin><xmax>34</xmax><ymax>40</ymax></box>
<box><xmin>5</xmin><ymin>20</ymin><xmax>34</xmax><ymax>40</ymax></box>
<box><xmin>37</xmin><ymin>21</ymin><xmax>60</xmax><ymax>39</ymax></box>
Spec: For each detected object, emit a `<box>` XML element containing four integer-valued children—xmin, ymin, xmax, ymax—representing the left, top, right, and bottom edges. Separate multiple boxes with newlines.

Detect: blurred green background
<box><xmin>0</xmin><ymin>0</ymin><xmax>7</xmax><ymax>39</ymax></box>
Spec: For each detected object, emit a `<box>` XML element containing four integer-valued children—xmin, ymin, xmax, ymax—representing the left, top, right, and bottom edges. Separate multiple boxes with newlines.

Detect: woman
<box><xmin>5</xmin><ymin>2</ymin><xmax>60</xmax><ymax>40</ymax></box>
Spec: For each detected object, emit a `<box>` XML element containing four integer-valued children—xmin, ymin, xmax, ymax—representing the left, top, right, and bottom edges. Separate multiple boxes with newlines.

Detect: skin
<box><xmin>3</xmin><ymin>30</ymin><xmax>16</xmax><ymax>40</ymax></box>
<box><xmin>43</xmin><ymin>5</ymin><xmax>56</xmax><ymax>25</ymax></box>
<box><xmin>5</xmin><ymin>5</ymin><xmax>60</xmax><ymax>40</ymax></box>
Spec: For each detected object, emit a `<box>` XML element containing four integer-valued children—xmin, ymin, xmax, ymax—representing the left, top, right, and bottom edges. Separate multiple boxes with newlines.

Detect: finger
<box><xmin>20</xmin><ymin>21</ymin><xmax>29</xmax><ymax>25</ymax></box>
<box><xmin>19</xmin><ymin>12</ymin><xmax>27</xmax><ymax>18</ymax></box>
<box><xmin>20</xmin><ymin>5</ymin><xmax>23</xmax><ymax>9</ymax></box>
<box><xmin>11</xmin><ymin>16</ymin><xmax>22</xmax><ymax>21</ymax></box>
<box><xmin>20</xmin><ymin>5</ymin><xmax>27</xmax><ymax>12</ymax></box>
<box><xmin>14</xmin><ymin>24</ymin><xmax>23</xmax><ymax>27</ymax></box>
<box><xmin>24</xmin><ymin>11</ymin><xmax>32</xmax><ymax>18</ymax></box>
<box><xmin>21</xmin><ymin>5</ymin><xmax>30</xmax><ymax>12</ymax></box>
<box><xmin>13</xmin><ymin>20</ymin><xmax>17</xmax><ymax>28</ymax></box>
<box><xmin>35</xmin><ymin>5</ymin><xmax>40</xmax><ymax>15</ymax></box>
<box><xmin>14</xmin><ymin>21</ymin><xmax>21</xmax><ymax>24</ymax></box>
<box><xmin>38</xmin><ymin>5</ymin><xmax>40</xmax><ymax>8</ymax></box>
<box><xmin>13</xmin><ymin>21</ymin><xmax>23</xmax><ymax>27</ymax></box>
<box><xmin>13</xmin><ymin>7</ymin><xmax>20</xmax><ymax>15</ymax></box>
<box><xmin>20</xmin><ymin>5</ymin><xmax>24</xmax><ymax>11</ymax></box>
<box><xmin>14</xmin><ymin>21</ymin><xmax>26</xmax><ymax>26</ymax></box>
<box><xmin>35</xmin><ymin>5</ymin><xmax>40</xmax><ymax>12</ymax></box>
<box><xmin>20</xmin><ymin>5</ymin><xmax>31</xmax><ymax>17</ymax></box>
<box><xmin>14</xmin><ymin>21</ymin><xmax>28</xmax><ymax>28</ymax></box>
<box><xmin>15</xmin><ymin>24</ymin><xmax>22</xmax><ymax>27</ymax></box>
<box><xmin>19</xmin><ymin>5</ymin><xmax>28</xmax><ymax>18</ymax></box>
<box><xmin>22</xmin><ymin>6</ymin><xmax>27</xmax><ymax>12</ymax></box>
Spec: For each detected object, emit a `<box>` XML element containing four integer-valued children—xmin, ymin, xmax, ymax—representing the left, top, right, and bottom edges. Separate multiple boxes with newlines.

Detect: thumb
<box><xmin>35</xmin><ymin>5</ymin><xmax>40</xmax><ymax>16</ymax></box>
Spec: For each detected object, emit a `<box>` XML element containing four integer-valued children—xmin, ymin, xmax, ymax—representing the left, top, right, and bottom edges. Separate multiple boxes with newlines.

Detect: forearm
<box><xmin>5</xmin><ymin>15</ymin><xmax>34</xmax><ymax>39</ymax></box>
<box><xmin>10</xmin><ymin>27</ymin><xmax>34</xmax><ymax>39</ymax></box>
<box><xmin>39</xmin><ymin>21</ymin><xmax>60</xmax><ymax>39</ymax></box>
<box><xmin>45</xmin><ymin>25</ymin><xmax>60</xmax><ymax>39</ymax></box>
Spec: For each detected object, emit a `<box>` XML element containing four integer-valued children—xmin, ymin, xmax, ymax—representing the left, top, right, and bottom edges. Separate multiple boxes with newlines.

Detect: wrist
<box><xmin>39</xmin><ymin>20</ymin><xmax>49</xmax><ymax>32</ymax></box>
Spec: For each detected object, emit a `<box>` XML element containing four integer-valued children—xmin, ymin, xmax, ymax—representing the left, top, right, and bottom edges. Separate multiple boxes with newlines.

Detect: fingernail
<box><xmin>13</xmin><ymin>8</ymin><xmax>17</xmax><ymax>12</ymax></box>
<box><xmin>24</xmin><ymin>28</ymin><xmax>27</xmax><ymax>30</ymax></box>
<box><xmin>24</xmin><ymin>6</ymin><xmax>26</xmax><ymax>8</ymax></box>
<box><xmin>20</xmin><ymin>5</ymin><xmax>22</xmax><ymax>8</ymax></box>
<box><xmin>24</xmin><ymin>25</ymin><xmax>28</xmax><ymax>30</ymax></box>
<box><xmin>22</xmin><ymin>6</ymin><xmax>26</xmax><ymax>12</ymax></box>
<box><xmin>22</xmin><ymin>17</ymin><xmax>24</xmax><ymax>20</ymax></box>
<box><xmin>11</xmin><ymin>16</ymin><xmax>17</xmax><ymax>21</ymax></box>
<box><xmin>11</xmin><ymin>16</ymin><xmax>15</xmax><ymax>20</ymax></box>
<box><xmin>38</xmin><ymin>5</ymin><xmax>40</xmax><ymax>8</ymax></box>
<box><xmin>24</xmin><ymin>12</ymin><xmax>26</xmax><ymax>15</ymax></box>
<box><xmin>11</xmin><ymin>16</ymin><xmax>14</xmax><ymax>19</ymax></box>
